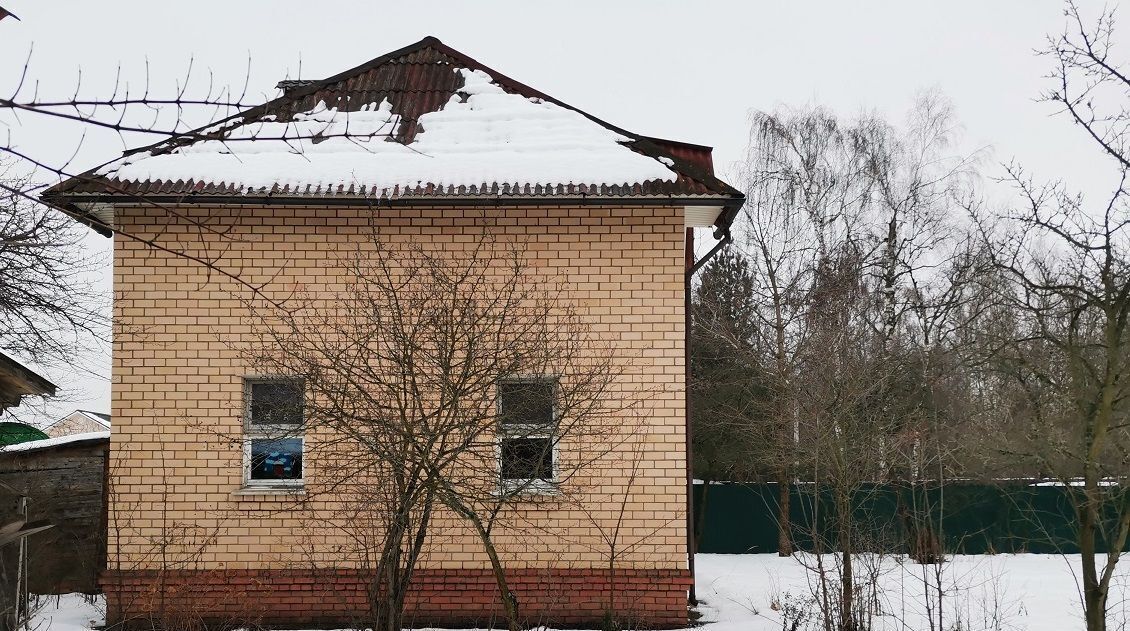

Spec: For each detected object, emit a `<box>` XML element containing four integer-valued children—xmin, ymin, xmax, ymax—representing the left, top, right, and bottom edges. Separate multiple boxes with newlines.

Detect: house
<box><xmin>44</xmin><ymin>410</ymin><xmax>111</xmax><ymax>438</ymax></box>
<box><xmin>0</xmin><ymin>350</ymin><xmax>56</xmax><ymax>413</ymax></box>
<box><xmin>43</xmin><ymin>37</ymin><xmax>743</xmax><ymax>628</ymax></box>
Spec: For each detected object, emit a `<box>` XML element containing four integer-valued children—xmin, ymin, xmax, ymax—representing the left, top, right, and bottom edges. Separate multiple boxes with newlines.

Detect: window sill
<box><xmin>231</xmin><ymin>486</ymin><xmax>306</xmax><ymax>499</ymax></box>
<box><xmin>499</xmin><ymin>480</ymin><xmax>560</xmax><ymax>497</ymax></box>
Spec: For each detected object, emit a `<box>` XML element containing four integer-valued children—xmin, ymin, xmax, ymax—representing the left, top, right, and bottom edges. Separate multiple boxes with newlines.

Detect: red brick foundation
<box><xmin>101</xmin><ymin>567</ymin><xmax>693</xmax><ymax>629</ymax></box>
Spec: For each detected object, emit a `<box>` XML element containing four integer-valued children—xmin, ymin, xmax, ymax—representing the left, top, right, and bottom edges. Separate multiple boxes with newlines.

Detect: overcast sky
<box><xmin>0</xmin><ymin>1</ymin><xmax>1118</xmax><ymax>426</ymax></box>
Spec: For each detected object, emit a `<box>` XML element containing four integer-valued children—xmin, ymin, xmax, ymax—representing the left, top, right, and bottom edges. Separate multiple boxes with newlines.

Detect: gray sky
<box><xmin>0</xmin><ymin>0</ymin><xmax>1117</xmax><ymax>426</ymax></box>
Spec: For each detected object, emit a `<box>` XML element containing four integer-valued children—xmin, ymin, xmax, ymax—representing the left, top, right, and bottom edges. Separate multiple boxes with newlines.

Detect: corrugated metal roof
<box><xmin>43</xmin><ymin>37</ymin><xmax>743</xmax><ymax>229</ymax></box>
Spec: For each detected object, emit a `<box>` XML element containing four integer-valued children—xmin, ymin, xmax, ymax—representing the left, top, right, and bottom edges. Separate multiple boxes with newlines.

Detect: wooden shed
<box><xmin>0</xmin><ymin>433</ymin><xmax>109</xmax><ymax>595</ymax></box>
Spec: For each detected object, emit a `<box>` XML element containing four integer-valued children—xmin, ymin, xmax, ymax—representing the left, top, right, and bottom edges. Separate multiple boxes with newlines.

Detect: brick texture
<box><xmin>102</xmin><ymin>567</ymin><xmax>692</xmax><ymax>629</ymax></box>
<box><xmin>109</xmin><ymin>204</ymin><xmax>689</xmax><ymax>626</ymax></box>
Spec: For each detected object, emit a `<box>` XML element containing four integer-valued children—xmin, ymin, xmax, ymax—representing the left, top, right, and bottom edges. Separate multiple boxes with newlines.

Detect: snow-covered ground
<box><xmin>696</xmin><ymin>553</ymin><xmax>1130</xmax><ymax>631</ymax></box>
<box><xmin>27</xmin><ymin>594</ymin><xmax>103</xmax><ymax>631</ymax></box>
<box><xmin>26</xmin><ymin>554</ymin><xmax>1130</xmax><ymax>631</ymax></box>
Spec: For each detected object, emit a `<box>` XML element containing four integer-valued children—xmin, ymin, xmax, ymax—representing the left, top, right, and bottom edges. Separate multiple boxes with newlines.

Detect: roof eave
<box><xmin>57</xmin><ymin>192</ymin><xmax>739</xmax><ymax>203</ymax></box>
<box><xmin>76</xmin><ymin>410</ymin><xmax>112</xmax><ymax>427</ymax></box>
<box><xmin>712</xmin><ymin>198</ymin><xmax>744</xmax><ymax>239</ymax></box>
<box><xmin>0</xmin><ymin>351</ymin><xmax>57</xmax><ymax>400</ymax></box>
<box><xmin>39</xmin><ymin>197</ymin><xmax>114</xmax><ymax>237</ymax></box>
<box><xmin>46</xmin><ymin>191</ymin><xmax>744</xmax><ymax>238</ymax></box>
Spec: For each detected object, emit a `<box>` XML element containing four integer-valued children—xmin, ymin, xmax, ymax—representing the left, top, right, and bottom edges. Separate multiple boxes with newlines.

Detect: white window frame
<box><xmin>242</xmin><ymin>377</ymin><xmax>305</xmax><ymax>490</ymax></box>
<box><xmin>497</xmin><ymin>377</ymin><xmax>559</xmax><ymax>496</ymax></box>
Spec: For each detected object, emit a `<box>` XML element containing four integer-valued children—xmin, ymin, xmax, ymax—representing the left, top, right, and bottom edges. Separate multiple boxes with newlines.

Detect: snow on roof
<box><xmin>75</xmin><ymin>410</ymin><xmax>111</xmax><ymax>427</ymax></box>
<box><xmin>98</xmin><ymin>69</ymin><xmax>677</xmax><ymax>196</ymax></box>
<box><xmin>1</xmin><ymin>431</ymin><xmax>109</xmax><ymax>453</ymax></box>
<box><xmin>45</xmin><ymin>38</ymin><xmax>745</xmax><ymax>223</ymax></box>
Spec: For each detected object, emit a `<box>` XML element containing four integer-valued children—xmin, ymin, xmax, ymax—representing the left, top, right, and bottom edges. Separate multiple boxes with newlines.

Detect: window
<box><xmin>498</xmin><ymin>379</ymin><xmax>557</xmax><ymax>493</ymax></box>
<box><xmin>243</xmin><ymin>378</ymin><xmax>304</xmax><ymax>488</ymax></box>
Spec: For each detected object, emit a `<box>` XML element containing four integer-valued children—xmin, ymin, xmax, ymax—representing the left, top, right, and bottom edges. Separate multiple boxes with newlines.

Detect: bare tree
<box><xmin>2</xmin><ymin>53</ymin><xmax>400</xmax><ymax>316</ymax></box>
<box><xmin>0</xmin><ymin>160</ymin><xmax>106</xmax><ymax>377</ymax></box>
<box><xmin>1</xmin><ymin>51</ymin><xmax>257</xmax><ymax>191</ymax></box>
<box><xmin>963</xmin><ymin>4</ymin><xmax>1130</xmax><ymax>631</ymax></box>
<box><xmin>981</xmin><ymin>162</ymin><xmax>1130</xmax><ymax>631</ymax></box>
<box><xmin>728</xmin><ymin>106</ymin><xmax>873</xmax><ymax>557</ymax></box>
<box><xmin>237</xmin><ymin>231</ymin><xmax>635</xmax><ymax>631</ymax></box>
<box><xmin>712</xmin><ymin>97</ymin><xmax>981</xmax><ymax>630</ymax></box>
<box><xmin>569</xmin><ymin>437</ymin><xmax>677</xmax><ymax>631</ymax></box>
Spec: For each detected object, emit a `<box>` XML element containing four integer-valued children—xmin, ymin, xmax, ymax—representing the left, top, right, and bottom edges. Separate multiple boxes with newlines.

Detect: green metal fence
<box><xmin>692</xmin><ymin>481</ymin><xmax>1115</xmax><ymax>555</ymax></box>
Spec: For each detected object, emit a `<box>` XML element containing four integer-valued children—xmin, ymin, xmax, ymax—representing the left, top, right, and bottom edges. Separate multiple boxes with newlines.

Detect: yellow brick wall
<box><xmin>109</xmin><ymin>204</ymin><xmax>687</xmax><ymax>573</ymax></box>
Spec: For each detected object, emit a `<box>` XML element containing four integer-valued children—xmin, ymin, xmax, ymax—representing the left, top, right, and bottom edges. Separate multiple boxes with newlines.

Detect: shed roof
<box><xmin>0</xmin><ymin>350</ymin><xmax>56</xmax><ymax>411</ymax></box>
<box><xmin>0</xmin><ymin>422</ymin><xmax>48</xmax><ymax>446</ymax></box>
<box><xmin>42</xmin><ymin>37</ymin><xmax>743</xmax><ymax>235</ymax></box>
<box><xmin>0</xmin><ymin>431</ymin><xmax>109</xmax><ymax>454</ymax></box>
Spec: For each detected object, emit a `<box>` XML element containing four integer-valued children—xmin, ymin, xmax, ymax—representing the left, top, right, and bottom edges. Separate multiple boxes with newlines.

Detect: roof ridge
<box><xmin>316</xmin><ymin>36</ymin><xmax>445</xmax><ymax>87</ymax></box>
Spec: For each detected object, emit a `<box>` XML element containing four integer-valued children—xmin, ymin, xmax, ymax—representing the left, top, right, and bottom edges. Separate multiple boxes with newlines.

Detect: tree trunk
<box><xmin>371</xmin><ymin>492</ymin><xmax>433</xmax><ymax>631</ymax></box>
<box><xmin>372</xmin><ymin>521</ymin><xmax>407</xmax><ymax>631</ymax></box>
<box><xmin>838</xmin><ymin>491</ymin><xmax>854</xmax><ymax>631</ymax></box>
<box><xmin>772</xmin><ymin>298</ymin><xmax>795</xmax><ymax>558</ymax></box>
<box><xmin>484</xmin><ymin>539</ymin><xmax>521</xmax><ymax>631</ymax></box>
<box><xmin>605</xmin><ymin>555</ymin><xmax>619</xmax><ymax>631</ymax></box>
<box><xmin>467</xmin><ymin>517</ymin><xmax>521</xmax><ymax>631</ymax></box>
<box><xmin>778</xmin><ymin>473</ymin><xmax>793</xmax><ymax>556</ymax></box>
<box><xmin>840</xmin><ymin>548</ymin><xmax>854</xmax><ymax>631</ymax></box>
<box><xmin>372</xmin><ymin>566</ymin><xmax>404</xmax><ymax>631</ymax></box>
<box><xmin>1079</xmin><ymin>484</ymin><xmax>1107</xmax><ymax>631</ymax></box>
<box><xmin>1084</xmin><ymin>585</ymin><xmax>1107</xmax><ymax>631</ymax></box>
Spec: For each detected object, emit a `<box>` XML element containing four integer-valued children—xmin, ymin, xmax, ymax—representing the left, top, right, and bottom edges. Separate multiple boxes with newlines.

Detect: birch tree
<box><xmin>732</xmin><ymin>107</ymin><xmax>871</xmax><ymax>556</ymax></box>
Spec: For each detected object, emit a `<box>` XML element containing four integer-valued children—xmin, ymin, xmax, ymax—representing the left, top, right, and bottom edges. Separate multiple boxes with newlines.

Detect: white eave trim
<box><xmin>684</xmin><ymin>205</ymin><xmax>723</xmax><ymax>228</ymax></box>
<box><xmin>74</xmin><ymin>200</ymin><xmax>727</xmax><ymax>230</ymax></box>
<box><xmin>74</xmin><ymin>202</ymin><xmax>115</xmax><ymax>229</ymax></box>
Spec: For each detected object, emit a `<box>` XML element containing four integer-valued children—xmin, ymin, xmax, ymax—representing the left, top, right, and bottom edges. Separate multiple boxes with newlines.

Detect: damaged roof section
<box><xmin>43</xmin><ymin>36</ymin><xmax>743</xmax><ymax>231</ymax></box>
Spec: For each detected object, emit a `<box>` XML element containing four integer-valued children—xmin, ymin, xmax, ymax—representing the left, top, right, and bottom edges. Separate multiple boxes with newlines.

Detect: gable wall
<box><xmin>109</xmin><ymin>204</ymin><xmax>687</xmax><ymax>576</ymax></box>
<box><xmin>45</xmin><ymin>413</ymin><xmax>108</xmax><ymax>438</ymax></box>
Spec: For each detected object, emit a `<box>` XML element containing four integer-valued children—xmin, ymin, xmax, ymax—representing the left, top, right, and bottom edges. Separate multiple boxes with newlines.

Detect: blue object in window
<box><xmin>250</xmin><ymin>438</ymin><xmax>303</xmax><ymax>481</ymax></box>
